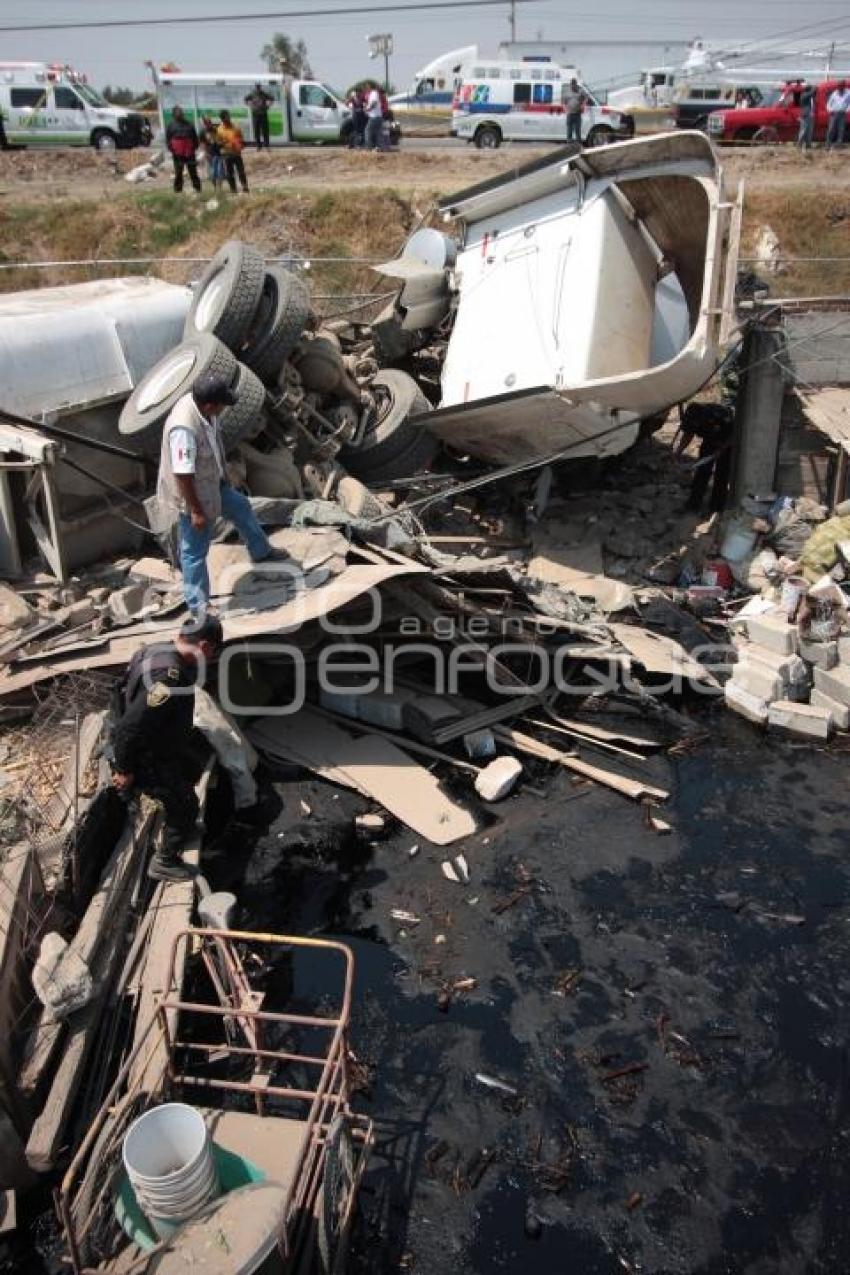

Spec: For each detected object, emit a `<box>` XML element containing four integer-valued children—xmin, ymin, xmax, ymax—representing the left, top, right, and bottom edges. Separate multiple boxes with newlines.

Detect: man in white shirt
<box><xmin>155</xmin><ymin>373</ymin><xmax>285</xmax><ymax>613</ymax></box>
<box><xmin>826</xmin><ymin>81</ymin><xmax>850</xmax><ymax>148</ymax></box>
<box><xmin>365</xmin><ymin>82</ymin><xmax>383</xmax><ymax>150</ymax></box>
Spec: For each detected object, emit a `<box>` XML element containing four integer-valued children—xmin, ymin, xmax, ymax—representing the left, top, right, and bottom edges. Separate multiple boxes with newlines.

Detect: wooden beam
<box><xmin>492</xmin><ymin>726</ymin><xmax>669</xmax><ymax>803</ymax></box>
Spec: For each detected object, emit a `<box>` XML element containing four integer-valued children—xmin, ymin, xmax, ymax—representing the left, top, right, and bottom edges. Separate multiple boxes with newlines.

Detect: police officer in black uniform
<box><xmin>111</xmin><ymin>614</ymin><xmax>223</xmax><ymax>881</ymax></box>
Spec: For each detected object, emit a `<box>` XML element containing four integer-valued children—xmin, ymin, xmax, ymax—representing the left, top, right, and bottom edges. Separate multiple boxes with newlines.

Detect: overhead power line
<box><xmin>0</xmin><ymin>0</ymin><xmax>545</xmax><ymax>34</ymax></box>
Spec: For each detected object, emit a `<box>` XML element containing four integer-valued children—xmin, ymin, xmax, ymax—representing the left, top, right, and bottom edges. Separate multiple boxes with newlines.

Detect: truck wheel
<box><xmin>184</xmin><ymin>239</ymin><xmax>266</xmax><ymax>351</ymax></box>
<box><xmin>118</xmin><ymin>333</ymin><xmax>237</xmax><ymax>442</ymax></box>
<box><xmin>474</xmin><ymin>125</ymin><xmax>501</xmax><ymax>150</ymax></box>
<box><xmin>317</xmin><ymin>1115</ymin><xmax>356</xmax><ymax>1275</ymax></box>
<box><xmin>338</xmin><ymin>368</ymin><xmax>438</xmax><ymax>483</ymax></box>
<box><xmin>91</xmin><ymin>129</ymin><xmax>118</xmax><ymax>152</ymax></box>
<box><xmin>585</xmin><ymin>125</ymin><xmax>615</xmax><ymax>147</ymax></box>
<box><xmin>218</xmin><ymin>362</ymin><xmax>268</xmax><ymax>452</ymax></box>
<box><xmin>241</xmin><ymin>267</ymin><xmax>310</xmax><ymax>384</ymax></box>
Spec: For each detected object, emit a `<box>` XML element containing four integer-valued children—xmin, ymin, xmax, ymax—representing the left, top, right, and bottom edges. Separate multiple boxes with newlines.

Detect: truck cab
<box><xmin>708</xmin><ymin>79</ymin><xmax>839</xmax><ymax>144</ymax></box>
<box><xmin>153</xmin><ymin>71</ymin><xmax>348</xmax><ymax>146</ymax></box>
<box><xmin>0</xmin><ymin>61</ymin><xmax>151</xmax><ymax>150</ymax></box>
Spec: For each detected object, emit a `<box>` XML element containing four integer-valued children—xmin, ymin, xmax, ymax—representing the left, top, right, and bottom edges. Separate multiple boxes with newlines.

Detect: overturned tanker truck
<box><xmin>109</xmin><ymin>133</ymin><xmax>741</xmax><ymax>511</ymax></box>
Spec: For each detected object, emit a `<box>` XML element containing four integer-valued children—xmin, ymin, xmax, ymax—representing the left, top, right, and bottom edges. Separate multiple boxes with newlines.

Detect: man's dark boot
<box><xmin>148</xmin><ymin>833</ymin><xmax>194</xmax><ymax>882</ymax></box>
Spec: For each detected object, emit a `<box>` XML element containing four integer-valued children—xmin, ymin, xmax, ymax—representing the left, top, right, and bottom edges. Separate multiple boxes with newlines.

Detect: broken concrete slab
<box><xmin>813</xmin><ymin>664</ymin><xmax>850</xmax><ymax>708</ymax></box>
<box><xmin>31</xmin><ymin>933</ymin><xmax>93</xmax><ymax>1021</ymax></box>
<box><xmin>729</xmin><ymin>661</ymin><xmax>783</xmax><ymax>704</ymax></box>
<box><xmin>725</xmin><ymin>681</ymin><xmax>769</xmax><ymax>725</ymax></box>
<box><xmin>0</xmin><ymin>585</ymin><xmax>34</xmax><ymax>635</ymax></box>
<box><xmin>732</xmin><ymin>639</ymin><xmax>808</xmax><ymax>685</ymax></box>
<box><xmin>810</xmin><ymin>687</ymin><xmax>850</xmax><ymax>730</ymax></box>
<box><xmin>768</xmin><ymin>699</ymin><xmax>832</xmax><ymax>740</ymax></box>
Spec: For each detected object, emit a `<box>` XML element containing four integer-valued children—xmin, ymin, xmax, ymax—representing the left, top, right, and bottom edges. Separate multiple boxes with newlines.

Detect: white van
<box><xmin>0</xmin><ymin>62</ymin><xmax>152</xmax><ymax>150</ymax></box>
<box><xmin>451</xmin><ymin>60</ymin><xmax>632</xmax><ymax>148</ymax></box>
<box><xmin>152</xmin><ymin>70</ymin><xmax>349</xmax><ymax>146</ymax></box>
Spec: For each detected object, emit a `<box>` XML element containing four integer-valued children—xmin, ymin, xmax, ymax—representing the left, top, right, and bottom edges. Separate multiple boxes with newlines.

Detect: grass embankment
<box><xmin>0</xmin><ymin>188</ymin><xmax>422</xmax><ymax>301</ymax></box>
<box><xmin>0</xmin><ymin>174</ymin><xmax>845</xmax><ymax>301</ymax></box>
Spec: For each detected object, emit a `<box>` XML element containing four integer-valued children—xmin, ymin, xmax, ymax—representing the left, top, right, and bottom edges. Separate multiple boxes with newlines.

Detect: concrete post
<box><xmin>732</xmin><ymin>323</ymin><xmax>786</xmax><ymax>503</ymax></box>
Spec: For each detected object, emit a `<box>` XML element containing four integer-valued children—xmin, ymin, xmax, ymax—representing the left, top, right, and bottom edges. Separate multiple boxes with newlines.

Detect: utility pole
<box><xmin>367</xmin><ymin>32</ymin><xmax>393</xmax><ymax>91</ymax></box>
<box><xmin>509</xmin><ymin>0</ymin><xmax>517</xmax><ymax>42</ymax></box>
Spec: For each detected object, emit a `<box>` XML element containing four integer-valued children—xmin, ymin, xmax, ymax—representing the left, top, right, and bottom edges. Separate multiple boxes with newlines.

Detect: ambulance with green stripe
<box><xmin>0</xmin><ymin>61</ymin><xmax>152</xmax><ymax>150</ymax></box>
<box><xmin>152</xmin><ymin>70</ymin><xmax>350</xmax><ymax>146</ymax></box>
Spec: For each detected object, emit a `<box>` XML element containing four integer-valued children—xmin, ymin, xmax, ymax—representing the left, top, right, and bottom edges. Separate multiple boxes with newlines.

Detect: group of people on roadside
<box><xmin>345</xmin><ymin>81</ymin><xmax>393</xmax><ymax>150</ymax></box>
<box><xmin>165</xmin><ymin>104</ymin><xmax>249</xmax><ymax>194</ymax></box>
<box><xmin>796</xmin><ymin>80</ymin><xmax>850</xmax><ymax>150</ymax></box>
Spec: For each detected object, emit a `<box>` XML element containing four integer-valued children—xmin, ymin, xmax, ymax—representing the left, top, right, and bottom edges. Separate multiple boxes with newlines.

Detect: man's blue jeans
<box><xmin>179</xmin><ymin>484</ymin><xmax>271</xmax><ymax>612</ymax></box>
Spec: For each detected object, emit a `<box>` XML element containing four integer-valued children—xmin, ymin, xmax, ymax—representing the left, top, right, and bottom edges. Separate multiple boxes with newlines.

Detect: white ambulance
<box><xmin>0</xmin><ymin>61</ymin><xmax>152</xmax><ymax>150</ymax></box>
<box><xmin>451</xmin><ymin>60</ymin><xmax>632</xmax><ymax>148</ymax></box>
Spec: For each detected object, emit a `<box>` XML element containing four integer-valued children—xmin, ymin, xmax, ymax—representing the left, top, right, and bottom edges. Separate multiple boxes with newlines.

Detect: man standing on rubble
<box><xmin>155</xmin><ymin>373</ymin><xmax>287</xmax><ymax>615</ymax></box>
<box><xmin>676</xmin><ymin>402</ymin><xmax>735</xmax><ymax>514</ymax></box>
<box><xmin>110</xmin><ymin>615</ymin><xmax>223</xmax><ymax>881</ymax></box>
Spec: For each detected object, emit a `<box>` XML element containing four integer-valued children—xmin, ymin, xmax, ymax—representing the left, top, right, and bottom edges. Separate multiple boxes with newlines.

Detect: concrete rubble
<box><xmin>0</xmin><ymin>133</ymin><xmax>846</xmax><ymax>1270</ymax></box>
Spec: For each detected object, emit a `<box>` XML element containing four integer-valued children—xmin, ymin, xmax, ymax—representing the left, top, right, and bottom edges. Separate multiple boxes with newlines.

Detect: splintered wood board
<box><xmin>249</xmin><ymin>709</ymin><xmax>476</xmax><ymax>845</ymax></box>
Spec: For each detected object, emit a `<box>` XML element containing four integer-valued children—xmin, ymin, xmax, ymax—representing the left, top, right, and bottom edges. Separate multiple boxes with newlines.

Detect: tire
<box><xmin>118</xmin><ymin>333</ymin><xmax>237</xmax><ymax>441</ymax></box>
<box><xmin>317</xmin><ymin>1115</ymin><xmax>356</xmax><ymax>1275</ymax></box>
<box><xmin>184</xmin><ymin>239</ymin><xmax>266</xmax><ymax>351</ymax></box>
<box><xmin>218</xmin><ymin>362</ymin><xmax>268</xmax><ymax>452</ymax></box>
<box><xmin>585</xmin><ymin>126</ymin><xmax>615</xmax><ymax>148</ymax></box>
<box><xmin>474</xmin><ymin>124</ymin><xmax>501</xmax><ymax>150</ymax></box>
<box><xmin>91</xmin><ymin>129</ymin><xmax>118</xmax><ymax>152</ymax></box>
<box><xmin>338</xmin><ymin>368</ymin><xmax>438</xmax><ymax>483</ymax></box>
<box><xmin>241</xmin><ymin>267</ymin><xmax>310</xmax><ymax>384</ymax></box>
<box><xmin>733</xmin><ymin>127</ymin><xmax>757</xmax><ymax>144</ymax></box>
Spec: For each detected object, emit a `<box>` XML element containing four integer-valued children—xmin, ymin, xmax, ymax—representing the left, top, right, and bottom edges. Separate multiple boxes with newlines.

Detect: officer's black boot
<box><xmin>148</xmin><ymin>830</ymin><xmax>194</xmax><ymax>882</ymax></box>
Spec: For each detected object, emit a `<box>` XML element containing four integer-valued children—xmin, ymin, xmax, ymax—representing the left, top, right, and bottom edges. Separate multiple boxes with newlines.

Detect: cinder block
<box><xmin>768</xmin><ymin>699</ymin><xmax>832</xmax><ymax>740</ymax></box>
<box><xmin>798</xmin><ymin>638</ymin><xmax>838</xmax><ymax>670</ymax></box>
<box><xmin>813</xmin><ymin>664</ymin><xmax>850</xmax><ymax>708</ymax></box>
<box><xmin>725</xmin><ymin>681</ymin><xmax>768</xmax><ymax>725</ymax></box>
<box><xmin>745</xmin><ymin>612</ymin><xmax>799</xmax><ymax>655</ymax></box>
<box><xmin>733</xmin><ymin>640</ymin><xmax>807</xmax><ymax>684</ymax></box>
<box><xmin>730</xmin><ymin>662</ymin><xmax>783</xmax><ymax>703</ymax></box>
<box><xmin>837</xmin><ymin>634</ymin><xmax>850</xmax><ymax>665</ymax></box>
<box><xmin>811</xmin><ymin>688</ymin><xmax>850</xmax><ymax>731</ymax></box>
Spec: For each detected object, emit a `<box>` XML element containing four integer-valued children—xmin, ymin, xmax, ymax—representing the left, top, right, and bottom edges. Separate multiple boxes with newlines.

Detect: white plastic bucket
<box><xmin>123</xmin><ymin>1104</ymin><xmax>219</xmax><ymax>1240</ymax></box>
<box><xmin>720</xmin><ymin>522</ymin><xmax>757</xmax><ymax>564</ymax></box>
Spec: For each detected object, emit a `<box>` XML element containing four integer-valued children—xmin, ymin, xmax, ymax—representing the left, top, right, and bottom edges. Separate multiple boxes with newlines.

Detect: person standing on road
<box><xmin>563</xmin><ymin>78</ymin><xmax>584</xmax><ymax>144</ymax></box>
<box><xmin>796</xmin><ymin>83</ymin><xmax>815</xmax><ymax>150</ymax></box>
<box><xmin>155</xmin><ymin>373</ymin><xmax>287</xmax><ymax>615</ymax></box>
<box><xmin>218</xmin><ymin>110</ymin><xmax>249</xmax><ymax>192</ymax></box>
<box><xmin>199</xmin><ymin>115</ymin><xmax>225</xmax><ymax>191</ymax></box>
<box><xmin>826</xmin><ymin>81</ymin><xmax>850</xmax><ymax>149</ymax></box>
<box><xmin>346</xmin><ymin>87</ymin><xmax>367</xmax><ymax>148</ymax></box>
<box><xmin>165</xmin><ymin>105</ymin><xmax>201</xmax><ymax>194</ymax></box>
<box><xmin>110</xmin><ymin>615</ymin><xmax>222</xmax><ymax>881</ymax></box>
<box><xmin>365</xmin><ymin>81</ymin><xmax>383</xmax><ymax>150</ymax></box>
<box><xmin>245</xmin><ymin>82</ymin><xmax>273</xmax><ymax>150</ymax></box>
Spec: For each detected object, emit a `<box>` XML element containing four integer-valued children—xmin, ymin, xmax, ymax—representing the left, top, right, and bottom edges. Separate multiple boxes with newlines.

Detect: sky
<box><xmin>0</xmin><ymin>0</ymin><xmax>848</xmax><ymax>94</ymax></box>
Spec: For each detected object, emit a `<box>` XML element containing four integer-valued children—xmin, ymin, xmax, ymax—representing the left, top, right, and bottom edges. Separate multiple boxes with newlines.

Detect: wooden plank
<box><xmin>42</xmin><ymin>711</ymin><xmax>106</xmax><ymax>831</ymax></box>
<box><xmin>128</xmin><ymin>764</ymin><xmax>214</xmax><ymax>1096</ymax></box>
<box><xmin>492</xmin><ymin>726</ymin><xmax>669</xmax><ymax>803</ymax></box>
<box><xmin>0</xmin><ymin>844</ymin><xmax>44</xmax><ymax>1127</ymax></box>
<box><xmin>431</xmin><ymin>694</ymin><xmax>544</xmax><ymax>745</ymax></box>
<box><xmin>19</xmin><ymin>807</ymin><xmax>154</xmax><ymax>1103</ymax></box>
<box><xmin>312</xmin><ymin>707</ymin><xmax>481</xmax><ymax>775</ymax></box>
<box><xmin>249</xmin><ymin>709</ymin><xmax>476</xmax><ymax>845</ymax></box>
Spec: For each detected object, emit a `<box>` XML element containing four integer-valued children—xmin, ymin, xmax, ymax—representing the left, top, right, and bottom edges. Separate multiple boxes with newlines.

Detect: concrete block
<box><xmin>768</xmin><ymin>699</ymin><xmax>832</xmax><ymax>740</ymax></box>
<box><xmin>724</xmin><ymin>681</ymin><xmax>768</xmax><ymax>725</ymax></box>
<box><xmin>811</xmin><ymin>688</ymin><xmax>850</xmax><ymax>731</ymax></box>
<box><xmin>733</xmin><ymin>640</ymin><xmax>807</xmax><ymax>684</ymax></box>
<box><xmin>837</xmin><ymin>634</ymin><xmax>850</xmax><ymax>665</ymax></box>
<box><xmin>813</xmin><ymin>664</ymin><xmax>850</xmax><ymax>708</ymax></box>
<box><xmin>730</xmin><ymin>662</ymin><xmax>783</xmax><ymax>703</ymax></box>
<box><xmin>320</xmin><ymin>687</ymin><xmax>414</xmax><ymax>732</ymax></box>
<box><xmin>745</xmin><ymin>611</ymin><xmax>799</xmax><ymax>655</ymax></box>
<box><xmin>798</xmin><ymin>638</ymin><xmax>838</xmax><ymax>670</ymax></box>
<box><xmin>475</xmin><ymin>756</ymin><xmax>523</xmax><ymax>801</ymax></box>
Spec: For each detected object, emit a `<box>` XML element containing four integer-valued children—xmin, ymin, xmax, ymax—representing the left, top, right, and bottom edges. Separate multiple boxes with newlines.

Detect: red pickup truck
<box><xmin>708</xmin><ymin>79</ymin><xmax>843</xmax><ymax>144</ymax></box>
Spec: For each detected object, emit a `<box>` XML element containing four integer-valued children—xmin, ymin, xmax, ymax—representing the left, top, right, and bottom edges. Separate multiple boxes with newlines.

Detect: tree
<box><xmin>260</xmin><ymin>33</ymin><xmax>312</xmax><ymax>77</ymax></box>
<box><xmin>102</xmin><ymin>84</ymin><xmax>139</xmax><ymax>106</ymax></box>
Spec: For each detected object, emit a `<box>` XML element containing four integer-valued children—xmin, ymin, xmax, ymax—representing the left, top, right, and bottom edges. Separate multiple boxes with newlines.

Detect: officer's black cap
<box><xmin>192</xmin><ymin>374</ymin><xmax>237</xmax><ymax>407</ymax></box>
<box><xmin>180</xmin><ymin>613</ymin><xmax>224</xmax><ymax>648</ymax></box>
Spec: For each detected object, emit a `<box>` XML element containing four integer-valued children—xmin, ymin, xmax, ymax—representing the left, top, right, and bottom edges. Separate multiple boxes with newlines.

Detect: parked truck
<box><xmin>151</xmin><ymin>68</ymin><xmax>350</xmax><ymax>146</ymax></box>
<box><xmin>0</xmin><ymin>61</ymin><xmax>152</xmax><ymax>150</ymax></box>
<box><xmin>708</xmin><ymin>78</ymin><xmax>847</xmax><ymax>144</ymax></box>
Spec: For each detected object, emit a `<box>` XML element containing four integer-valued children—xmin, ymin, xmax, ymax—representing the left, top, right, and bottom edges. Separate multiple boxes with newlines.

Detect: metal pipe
<box><xmin>0</xmin><ymin>404</ymin><xmax>148</xmax><ymax>464</ymax></box>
